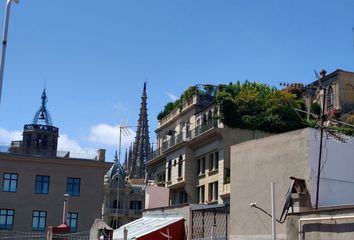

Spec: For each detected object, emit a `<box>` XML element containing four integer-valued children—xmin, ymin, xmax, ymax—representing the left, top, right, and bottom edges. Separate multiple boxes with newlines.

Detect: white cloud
<box><xmin>166</xmin><ymin>92</ymin><xmax>178</xmax><ymax>101</ymax></box>
<box><xmin>88</xmin><ymin>124</ymin><xmax>135</xmax><ymax>146</ymax></box>
<box><xmin>58</xmin><ymin>134</ymin><xmax>82</xmax><ymax>150</ymax></box>
<box><xmin>0</xmin><ymin>128</ymin><xmax>22</xmax><ymax>145</ymax></box>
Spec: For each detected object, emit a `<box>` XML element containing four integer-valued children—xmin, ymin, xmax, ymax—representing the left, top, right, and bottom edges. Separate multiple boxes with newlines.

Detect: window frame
<box><xmin>2</xmin><ymin>173</ymin><xmax>18</xmax><ymax>193</ymax></box>
<box><xmin>178</xmin><ymin>155</ymin><xmax>183</xmax><ymax>178</ymax></box>
<box><xmin>0</xmin><ymin>209</ymin><xmax>14</xmax><ymax>230</ymax></box>
<box><xmin>197</xmin><ymin>185</ymin><xmax>205</xmax><ymax>203</ymax></box>
<box><xmin>66</xmin><ymin>177</ymin><xmax>81</xmax><ymax>196</ymax></box>
<box><xmin>130</xmin><ymin>201</ymin><xmax>142</xmax><ymax>210</ymax></box>
<box><xmin>67</xmin><ymin>212</ymin><xmax>78</xmax><ymax>232</ymax></box>
<box><xmin>32</xmin><ymin>210</ymin><xmax>47</xmax><ymax>231</ymax></box>
<box><xmin>167</xmin><ymin>160</ymin><xmax>172</xmax><ymax>181</ymax></box>
<box><xmin>35</xmin><ymin>175</ymin><xmax>50</xmax><ymax>194</ymax></box>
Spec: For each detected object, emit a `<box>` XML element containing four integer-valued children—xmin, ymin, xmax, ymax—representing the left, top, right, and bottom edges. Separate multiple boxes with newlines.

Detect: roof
<box><xmin>105</xmin><ymin>161</ymin><xmax>125</xmax><ymax>179</ymax></box>
<box><xmin>91</xmin><ymin>218</ymin><xmax>113</xmax><ymax>231</ymax></box>
<box><xmin>113</xmin><ymin>216</ymin><xmax>184</xmax><ymax>239</ymax></box>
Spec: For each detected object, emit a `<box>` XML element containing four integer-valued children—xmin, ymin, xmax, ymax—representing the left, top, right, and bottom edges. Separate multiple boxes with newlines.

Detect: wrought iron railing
<box><xmin>148</xmin><ymin>120</ymin><xmax>218</xmax><ymax>160</ymax></box>
<box><xmin>110</xmin><ymin>208</ymin><xmax>124</xmax><ymax>215</ymax></box>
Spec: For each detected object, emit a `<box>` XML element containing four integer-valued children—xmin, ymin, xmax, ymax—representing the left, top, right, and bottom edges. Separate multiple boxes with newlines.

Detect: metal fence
<box><xmin>192</xmin><ymin>205</ymin><xmax>229</xmax><ymax>240</ymax></box>
<box><xmin>0</xmin><ymin>230</ymin><xmax>90</xmax><ymax>240</ymax></box>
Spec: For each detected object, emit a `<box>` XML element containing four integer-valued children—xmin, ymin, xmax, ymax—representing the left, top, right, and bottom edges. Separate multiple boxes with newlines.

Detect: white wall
<box><xmin>309</xmin><ymin>128</ymin><xmax>354</xmax><ymax>207</ymax></box>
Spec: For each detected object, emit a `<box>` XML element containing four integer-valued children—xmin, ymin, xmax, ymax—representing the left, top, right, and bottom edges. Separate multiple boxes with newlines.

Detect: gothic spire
<box><xmin>128</xmin><ymin>82</ymin><xmax>150</xmax><ymax>179</ymax></box>
<box><xmin>33</xmin><ymin>88</ymin><xmax>53</xmax><ymax>126</ymax></box>
<box><xmin>114</xmin><ymin>150</ymin><xmax>118</xmax><ymax>162</ymax></box>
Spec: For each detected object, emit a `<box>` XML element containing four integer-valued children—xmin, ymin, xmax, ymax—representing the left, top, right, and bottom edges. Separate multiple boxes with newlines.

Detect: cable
<box><xmin>251</xmin><ymin>205</ymin><xmax>288</xmax><ymax>224</ymax></box>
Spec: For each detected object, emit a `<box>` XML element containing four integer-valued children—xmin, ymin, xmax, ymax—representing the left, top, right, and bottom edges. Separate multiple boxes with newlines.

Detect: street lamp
<box><xmin>0</xmin><ymin>0</ymin><xmax>19</xmax><ymax>103</ymax></box>
<box><xmin>62</xmin><ymin>193</ymin><xmax>70</xmax><ymax>224</ymax></box>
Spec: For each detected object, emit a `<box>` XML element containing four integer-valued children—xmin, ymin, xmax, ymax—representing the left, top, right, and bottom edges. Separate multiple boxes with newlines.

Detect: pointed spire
<box><xmin>33</xmin><ymin>88</ymin><xmax>53</xmax><ymax>125</ymax></box>
<box><xmin>128</xmin><ymin>82</ymin><xmax>150</xmax><ymax>179</ymax></box>
<box><xmin>114</xmin><ymin>150</ymin><xmax>118</xmax><ymax>162</ymax></box>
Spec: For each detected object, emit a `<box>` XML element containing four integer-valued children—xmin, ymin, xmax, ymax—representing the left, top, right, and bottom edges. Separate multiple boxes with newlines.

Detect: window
<box><xmin>178</xmin><ymin>155</ymin><xmax>183</xmax><ymax>178</ymax></box>
<box><xmin>208</xmin><ymin>182</ymin><xmax>218</xmax><ymax>202</ymax></box>
<box><xmin>197</xmin><ymin>185</ymin><xmax>205</xmax><ymax>203</ymax></box>
<box><xmin>32</xmin><ymin>211</ymin><xmax>46</xmax><ymax>231</ymax></box>
<box><xmin>167</xmin><ymin>160</ymin><xmax>172</xmax><ymax>181</ymax></box>
<box><xmin>197</xmin><ymin>159</ymin><xmax>201</xmax><ymax>175</ymax></box>
<box><xmin>130</xmin><ymin>201</ymin><xmax>142</xmax><ymax>210</ymax></box>
<box><xmin>208</xmin><ymin>153</ymin><xmax>214</xmax><ymax>171</ymax></box>
<box><xmin>327</xmin><ymin>86</ymin><xmax>334</xmax><ymax>109</ymax></box>
<box><xmin>157</xmin><ymin>173</ymin><xmax>165</xmax><ymax>185</ymax></box>
<box><xmin>67</xmin><ymin>212</ymin><xmax>78</xmax><ymax>232</ymax></box>
<box><xmin>35</xmin><ymin>175</ymin><xmax>50</xmax><ymax>194</ymax></box>
<box><xmin>0</xmin><ymin>209</ymin><xmax>14</xmax><ymax>230</ymax></box>
<box><xmin>209</xmin><ymin>151</ymin><xmax>219</xmax><ymax>171</ymax></box>
<box><xmin>215</xmin><ymin>152</ymin><xmax>219</xmax><ymax>170</ymax></box>
<box><xmin>66</xmin><ymin>177</ymin><xmax>80</xmax><ymax>196</ymax></box>
<box><xmin>2</xmin><ymin>173</ymin><xmax>18</xmax><ymax>192</ymax></box>
<box><xmin>201</xmin><ymin>157</ymin><xmax>205</xmax><ymax>174</ymax></box>
<box><xmin>112</xmin><ymin>200</ymin><xmax>120</xmax><ymax>209</ymax></box>
<box><xmin>178</xmin><ymin>191</ymin><xmax>187</xmax><ymax>204</ymax></box>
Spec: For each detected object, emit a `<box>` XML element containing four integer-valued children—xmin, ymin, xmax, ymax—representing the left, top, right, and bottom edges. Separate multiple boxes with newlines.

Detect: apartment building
<box><xmin>0</xmin><ymin>89</ymin><xmax>111</xmax><ymax>234</ymax></box>
<box><xmin>0</xmin><ymin>149</ymin><xmax>110</xmax><ymax>233</ymax></box>
<box><xmin>147</xmin><ymin>86</ymin><xmax>270</xmax><ymax>206</ymax></box>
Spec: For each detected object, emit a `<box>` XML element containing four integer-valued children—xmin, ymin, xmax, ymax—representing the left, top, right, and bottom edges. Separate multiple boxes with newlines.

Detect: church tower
<box><xmin>128</xmin><ymin>82</ymin><xmax>150</xmax><ymax>179</ymax></box>
<box><xmin>11</xmin><ymin>89</ymin><xmax>59</xmax><ymax>157</ymax></box>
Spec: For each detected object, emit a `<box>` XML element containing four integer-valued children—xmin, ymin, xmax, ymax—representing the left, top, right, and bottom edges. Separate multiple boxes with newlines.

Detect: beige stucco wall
<box><xmin>230</xmin><ymin>128</ymin><xmax>311</xmax><ymax>239</ymax></box>
<box><xmin>0</xmin><ymin>153</ymin><xmax>111</xmax><ymax>233</ymax></box>
<box><xmin>287</xmin><ymin>208</ymin><xmax>354</xmax><ymax>240</ymax></box>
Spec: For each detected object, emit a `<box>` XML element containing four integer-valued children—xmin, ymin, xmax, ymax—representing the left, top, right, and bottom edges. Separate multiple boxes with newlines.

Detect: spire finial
<box><xmin>143</xmin><ymin>81</ymin><xmax>147</xmax><ymax>93</ymax></box>
<box><xmin>114</xmin><ymin>150</ymin><xmax>118</xmax><ymax>162</ymax></box>
<box><xmin>33</xmin><ymin>88</ymin><xmax>53</xmax><ymax>125</ymax></box>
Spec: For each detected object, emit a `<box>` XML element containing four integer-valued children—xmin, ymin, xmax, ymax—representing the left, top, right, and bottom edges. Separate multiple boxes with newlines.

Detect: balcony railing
<box><xmin>149</xmin><ymin>120</ymin><xmax>217</xmax><ymax>161</ymax></box>
<box><xmin>109</xmin><ymin>208</ymin><xmax>125</xmax><ymax>215</ymax></box>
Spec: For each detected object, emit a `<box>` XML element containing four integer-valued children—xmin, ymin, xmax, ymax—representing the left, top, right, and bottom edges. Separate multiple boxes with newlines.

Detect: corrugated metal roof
<box><xmin>113</xmin><ymin>216</ymin><xmax>184</xmax><ymax>239</ymax></box>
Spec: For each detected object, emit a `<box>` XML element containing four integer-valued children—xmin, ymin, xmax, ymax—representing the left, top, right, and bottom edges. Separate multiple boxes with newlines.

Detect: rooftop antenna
<box><xmin>0</xmin><ymin>0</ymin><xmax>19</xmax><ymax>103</ymax></box>
<box><xmin>281</xmin><ymin>69</ymin><xmax>354</xmax><ymax>210</ymax></box>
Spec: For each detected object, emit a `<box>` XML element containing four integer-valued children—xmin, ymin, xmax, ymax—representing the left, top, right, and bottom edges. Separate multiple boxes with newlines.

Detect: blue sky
<box><xmin>0</xmin><ymin>0</ymin><xmax>353</xmax><ymax>161</ymax></box>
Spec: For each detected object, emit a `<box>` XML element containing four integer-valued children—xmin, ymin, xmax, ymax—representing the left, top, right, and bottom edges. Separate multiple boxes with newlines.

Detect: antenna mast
<box><xmin>0</xmin><ymin>0</ymin><xmax>19</xmax><ymax>103</ymax></box>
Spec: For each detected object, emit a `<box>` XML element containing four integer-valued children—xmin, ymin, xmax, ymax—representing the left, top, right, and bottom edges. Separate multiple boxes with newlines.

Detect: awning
<box><xmin>113</xmin><ymin>216</ymin><xmax>185</xmax><ymax>240</ymax></box>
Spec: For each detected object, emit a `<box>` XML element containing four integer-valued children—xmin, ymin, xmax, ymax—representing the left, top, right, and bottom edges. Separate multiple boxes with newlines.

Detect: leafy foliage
<box><xmin>216</xmin><ymin>81</ymin><xmax>307</xmax><ymax>133</ymax></box>
<box><xmin>157</xmin><ymin>85</ymin><xmax>214</xmax><ymax>120</ymax></box>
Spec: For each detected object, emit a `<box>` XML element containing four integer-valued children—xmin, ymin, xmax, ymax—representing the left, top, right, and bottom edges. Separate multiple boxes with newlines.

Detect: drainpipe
<box><xmin>298</xmin><ymin>215</ymin><xmax>354</xmax><ymax>240</ymax></box>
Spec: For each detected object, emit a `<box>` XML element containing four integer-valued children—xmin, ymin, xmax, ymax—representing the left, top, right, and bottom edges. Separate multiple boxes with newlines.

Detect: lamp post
<box><xmin>62</xmin><ymin>193</ymin><xmax>70</xmax><ymax>224</ymax></box>
<box><xmin>0</xmin><ymin>0</ymin><xmax>19</xmax><ymax>102</ymax></box>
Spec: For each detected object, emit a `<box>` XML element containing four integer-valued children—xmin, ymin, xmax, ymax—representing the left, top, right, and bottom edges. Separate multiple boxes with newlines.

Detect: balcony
<box><xmin>149</xmin><ymin>120</ymin><xmax>217</xmax><ymax>161</ymax></box>
<box><xmin>103</xmin><ymin>208</ymin><xmax>126</xmax><ymax>217</ymax></box>
<box><xmin>128</xmin><ymin>209</ymin><xmax>143</xmax><ymax>216</ymax></box>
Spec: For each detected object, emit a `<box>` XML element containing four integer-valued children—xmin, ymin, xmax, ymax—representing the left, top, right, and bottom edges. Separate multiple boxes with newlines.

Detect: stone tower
<box><xmin>128</xmin><ymin>82</ymin><xmax>150</xmax><ymax>179</ymax></box>
<box><xmin>11</xmin><ymin>89</ymin><xmax>59</xmax><ymax>157</ymax></box>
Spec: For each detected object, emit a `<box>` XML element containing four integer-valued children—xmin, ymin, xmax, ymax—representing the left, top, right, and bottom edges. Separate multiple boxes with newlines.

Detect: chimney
<box><xmin>319</xmin><ymin>69</ymin><xmax>327</xmax><ymax>78</ymax></box>
<box><xmin>96</xmin><ymin>149</ymin><xmax>106</xmax><ymax>162</ymax></box>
